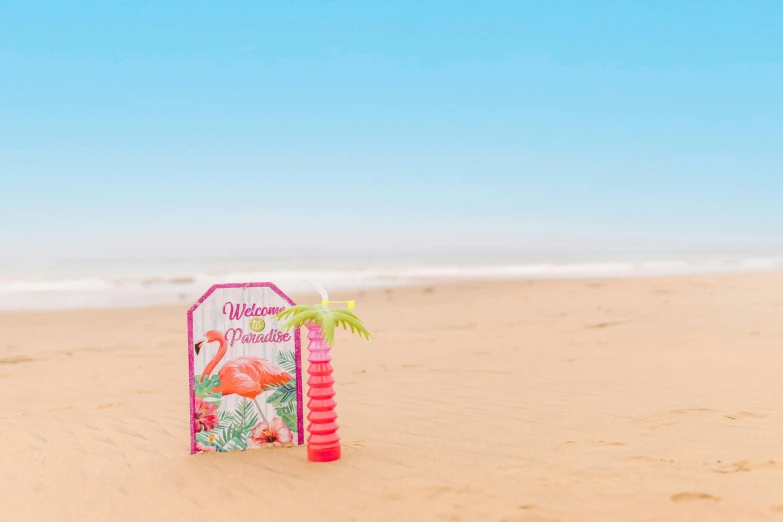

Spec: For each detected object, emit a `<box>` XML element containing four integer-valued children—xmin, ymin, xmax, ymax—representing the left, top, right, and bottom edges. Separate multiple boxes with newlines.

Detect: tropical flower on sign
<box><xmin>193</xmin><ymin>396</ymin><xmax>219</xmax><ymax>433</ymax></box>
<box><xmin>247</xmin><ymin>417</ymin><xmax>294</xmax><ymax>448</ymax></box>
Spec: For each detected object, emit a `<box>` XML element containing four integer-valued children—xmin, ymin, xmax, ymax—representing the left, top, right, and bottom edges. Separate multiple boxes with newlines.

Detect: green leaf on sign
<box><xmin>194</xmin><ymin>375</ymin><xmax>222</xmax><ymax>400</ymax></box>
<box><xmin>276</xmin><ymin>351</ymin><xmax>297</xmax><ymax>375</ymax></box>
<box><xmin>267</xmin><ymin>381</ymin><xmax>297</xmax><ymax>406</ymax></box>
<box><xmin>280</xmin><ymin>411</ymin><xmax>298</xmax><ymax>433</ymax></box>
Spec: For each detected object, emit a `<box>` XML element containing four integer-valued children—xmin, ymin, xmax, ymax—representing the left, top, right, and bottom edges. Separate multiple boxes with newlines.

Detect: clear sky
<box><xmin>2</xmin><ymin>1</ymin><xmax>782</xmax><ymax>262</ymax></box>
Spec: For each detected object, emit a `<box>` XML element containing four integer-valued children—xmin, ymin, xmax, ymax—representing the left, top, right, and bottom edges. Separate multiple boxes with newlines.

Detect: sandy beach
<box><xmin>2</xmin><ymin>272</ymin><xmax>783</xmax><ymax>521</ymax></box>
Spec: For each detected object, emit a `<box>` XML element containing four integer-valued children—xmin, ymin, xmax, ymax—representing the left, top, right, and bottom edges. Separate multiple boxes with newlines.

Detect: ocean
<box><xmin>0</xmin><ymin>249</ymin><xmax>781</xmax><ymax>310</ymax></box>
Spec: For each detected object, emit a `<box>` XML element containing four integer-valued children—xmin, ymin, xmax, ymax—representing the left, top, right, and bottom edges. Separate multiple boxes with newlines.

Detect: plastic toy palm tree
<box><xmin>276</xmin><ymin>284</ymin><xmax>372</xmax><ymax>462</ymax></box>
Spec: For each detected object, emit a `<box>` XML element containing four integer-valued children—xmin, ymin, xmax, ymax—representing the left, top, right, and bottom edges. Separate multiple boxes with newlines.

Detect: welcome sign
<box><xmin>188</xmin><ymin>283</ymin><xmax>303</xmax><ymax>454</ymax></box>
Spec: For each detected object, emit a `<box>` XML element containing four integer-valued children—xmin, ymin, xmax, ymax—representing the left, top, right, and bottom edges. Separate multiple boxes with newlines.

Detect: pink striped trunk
<box><xmin>305</xmin><ymin>324</ymin><xmax>340</xmax><ymax>462</ymax></box>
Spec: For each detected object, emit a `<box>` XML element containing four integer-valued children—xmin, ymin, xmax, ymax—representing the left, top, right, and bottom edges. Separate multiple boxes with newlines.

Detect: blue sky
<box><xmin>1</xmin><ymin>1</ymin><xmax>782</xmax><ymax>261</ymax></box>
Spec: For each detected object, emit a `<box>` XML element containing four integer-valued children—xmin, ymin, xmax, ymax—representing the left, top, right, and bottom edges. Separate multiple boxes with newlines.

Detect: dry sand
<box><xmin>2</xmin><ymin>272</ymin><xmax>783</xmax><ymax>521</ymax></box>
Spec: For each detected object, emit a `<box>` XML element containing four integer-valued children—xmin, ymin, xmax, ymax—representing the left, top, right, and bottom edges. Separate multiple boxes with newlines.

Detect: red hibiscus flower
<box><xmin>193</xmin><ymin>397</ymin><xmax>219</xmax><ymax>433</ymax></box>
<box><xmin>248</xmin><ymin>418</ymin><xmax>294</xmax><ymax>448</ymax></box>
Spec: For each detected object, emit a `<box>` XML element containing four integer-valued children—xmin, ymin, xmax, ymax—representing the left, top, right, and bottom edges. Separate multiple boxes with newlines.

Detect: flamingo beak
<box><xmin>194</xmin><ymin>336</ymin><xmax>207</xmax><ymax>355</ymax></box>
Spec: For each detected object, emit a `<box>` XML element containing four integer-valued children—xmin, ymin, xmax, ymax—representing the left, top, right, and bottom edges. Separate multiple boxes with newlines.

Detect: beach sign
<box><xmin>188</xmin><ymin>283</ymin><xmax>303</xmax><ymax>454</ymax></box>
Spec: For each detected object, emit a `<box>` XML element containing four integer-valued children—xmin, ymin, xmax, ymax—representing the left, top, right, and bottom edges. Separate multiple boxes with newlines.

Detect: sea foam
<box><xmin>0</xmin><ymin>256</ymin><xmax>780</xmax><ymax>310</ymax></box>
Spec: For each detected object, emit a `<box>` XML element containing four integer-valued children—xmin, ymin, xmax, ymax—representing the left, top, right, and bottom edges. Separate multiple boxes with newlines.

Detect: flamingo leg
<box><xmin>252</xmin><ymin>397</ymin><xmax>268</xmax><ymax>423</ymax></box>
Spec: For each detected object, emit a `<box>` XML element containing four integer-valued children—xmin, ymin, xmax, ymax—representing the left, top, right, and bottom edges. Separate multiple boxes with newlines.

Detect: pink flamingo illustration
<box><xmin>195</xmin><ymin>329</ymin><xmax>292</xmax><ymax>422</ymax></box>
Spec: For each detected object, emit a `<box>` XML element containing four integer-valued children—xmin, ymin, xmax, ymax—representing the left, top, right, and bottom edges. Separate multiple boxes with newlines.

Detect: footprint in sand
<box><xmin>559</xmin><ymin>440</ymin><xmax>627</xmax><ymax>449</ymax></box>
<box><xmin>584</xmin><ymin>321</ymin><xmax>625</xmax><ymax>329</ymax></box>
<box><xmin>645</xmin><ymin>408</ymin><xmax>768</xmax><ymax>430</ymax></box>
<box><xmin>724</xmin><ymin>411</ymin><xmax>768</xmax><ymax>420</ymax></box>
<box><xmin>628</xmin><ymin>456</ymin><xmax>676</xmax><ymax>465</ymax></box>
<box><xmin>648</xmin><ymin>422</ymin><xmax>677</xmax><ymax>430</ymax></box>
<box><xmin>501</xmin><ymin>509</ymin><xmax>559</xmax><ymax>522</ymax></box>
<box><xmin>497</xmin><ymin>462</ymin><xmax>537</xmax><ymax>471</ymax></box>
<box><xmin>667</xmin><ymin>408</ymin><xmax>712</xmax><ymax>415</ymax></box>
<box><xmin>642</xmin><ymin>408</ymin><xmax>771</xmax><ymax>433</ymax></box>
<box><xmin>709</xmin><ymin>460</ymin><xmax>778</xmax><ymax>474</ymax></box>
<box><xmin>443</xmin><ymin>322</ymin><xmax>478</xmax><ymax>331</ymax></box>
<box><xmin>596</xmin><ymin>440</ymin><xmax>627</xmax><ymax>447</ymax></box>
<box><xmin>640</xmin><ymin>408</ymin><xmax>712</xmax><ymax>429</ymax></box>
<box><xmin>48</xmin><ymin>406</ymin><xmax>76</xmax><ymax>413</ymax></box>
<box><xmin>671</xmin><ymin>492</ymin><xmax>720</xmax><ymax>503</ymax></box>
<box><xmin>0</xmin><ymin>356</ymin><xmax>35</xmax><ymax>365</ymax></box>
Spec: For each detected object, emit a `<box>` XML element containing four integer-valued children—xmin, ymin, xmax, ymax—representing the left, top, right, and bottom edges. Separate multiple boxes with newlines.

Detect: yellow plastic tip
<box><xmin>323</xmin><ymin>299</ymin><xmax>356</xmax><ymax>308</ymax></box>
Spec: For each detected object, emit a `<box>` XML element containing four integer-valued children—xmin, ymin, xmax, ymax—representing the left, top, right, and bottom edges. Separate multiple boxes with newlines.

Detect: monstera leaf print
<box><xmin>195</xmin><ymin>374</ymin><xmax>222</xmax><ymax>402</ymax></box>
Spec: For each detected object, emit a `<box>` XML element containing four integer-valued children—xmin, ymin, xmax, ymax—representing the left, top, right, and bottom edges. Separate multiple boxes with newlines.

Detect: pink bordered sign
<box><xmin>188</xmin><ymin>283</ymin><xmax>303</xmax><ymax>454</ymax></box>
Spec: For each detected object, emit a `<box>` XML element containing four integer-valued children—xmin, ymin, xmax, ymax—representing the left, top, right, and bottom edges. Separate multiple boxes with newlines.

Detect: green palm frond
<box><xmin>331</xmin><ymin>309</ymin><xmax>373</xmax><ymax>340</ymax></box>
<box><xmin>321</xmin><ymin>312</ymin><xmax>336</xmax><ymax>347</ymax></box>
<box><xmin>275</xmin><ymin>303</ymin><xmax>373</xmax><ymax>347</ymax></box>
<box><xmin>335</xmin><ymin>318</ymin><xmax>372</xmax><ymax>340</ymax></box>
<box><xmin>331</xmin><ymin>308</ymin><xmax>359</xmax><ymax>319</ymax></box>
<box><xmin>280</xmin><ymin>308</ymin><xmax>321</xmax><ymax>333</ymax></box>
<box><xmin>276</xmin><ymin>304</ymin><xmax>317</xmax><ymax>322</ymax></box>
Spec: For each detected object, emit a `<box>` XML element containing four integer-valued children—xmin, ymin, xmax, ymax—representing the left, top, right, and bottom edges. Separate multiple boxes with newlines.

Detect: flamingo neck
<box><xmin>201</xmin><ymin>339</ymin><xmax>227</xmax><ymax>382</ymax></box>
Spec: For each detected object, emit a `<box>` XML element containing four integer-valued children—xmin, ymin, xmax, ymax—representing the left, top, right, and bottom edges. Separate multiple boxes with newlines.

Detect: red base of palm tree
<box><xmin>307</xmin><ymin>445</ymin><xmax>341</xmax><ymax>462</ymax></box>
<box><xmin>306</xmin><ymin>325</ymin><xmax>340</xmax><ymax>462</ymax></box>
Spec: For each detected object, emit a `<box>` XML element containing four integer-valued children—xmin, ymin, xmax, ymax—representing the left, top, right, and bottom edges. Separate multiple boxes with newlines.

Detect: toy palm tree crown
<box><xmin>275</xmin><ymin>284</ymin><xmax>372</xmax><ymax>347</ymax></box>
